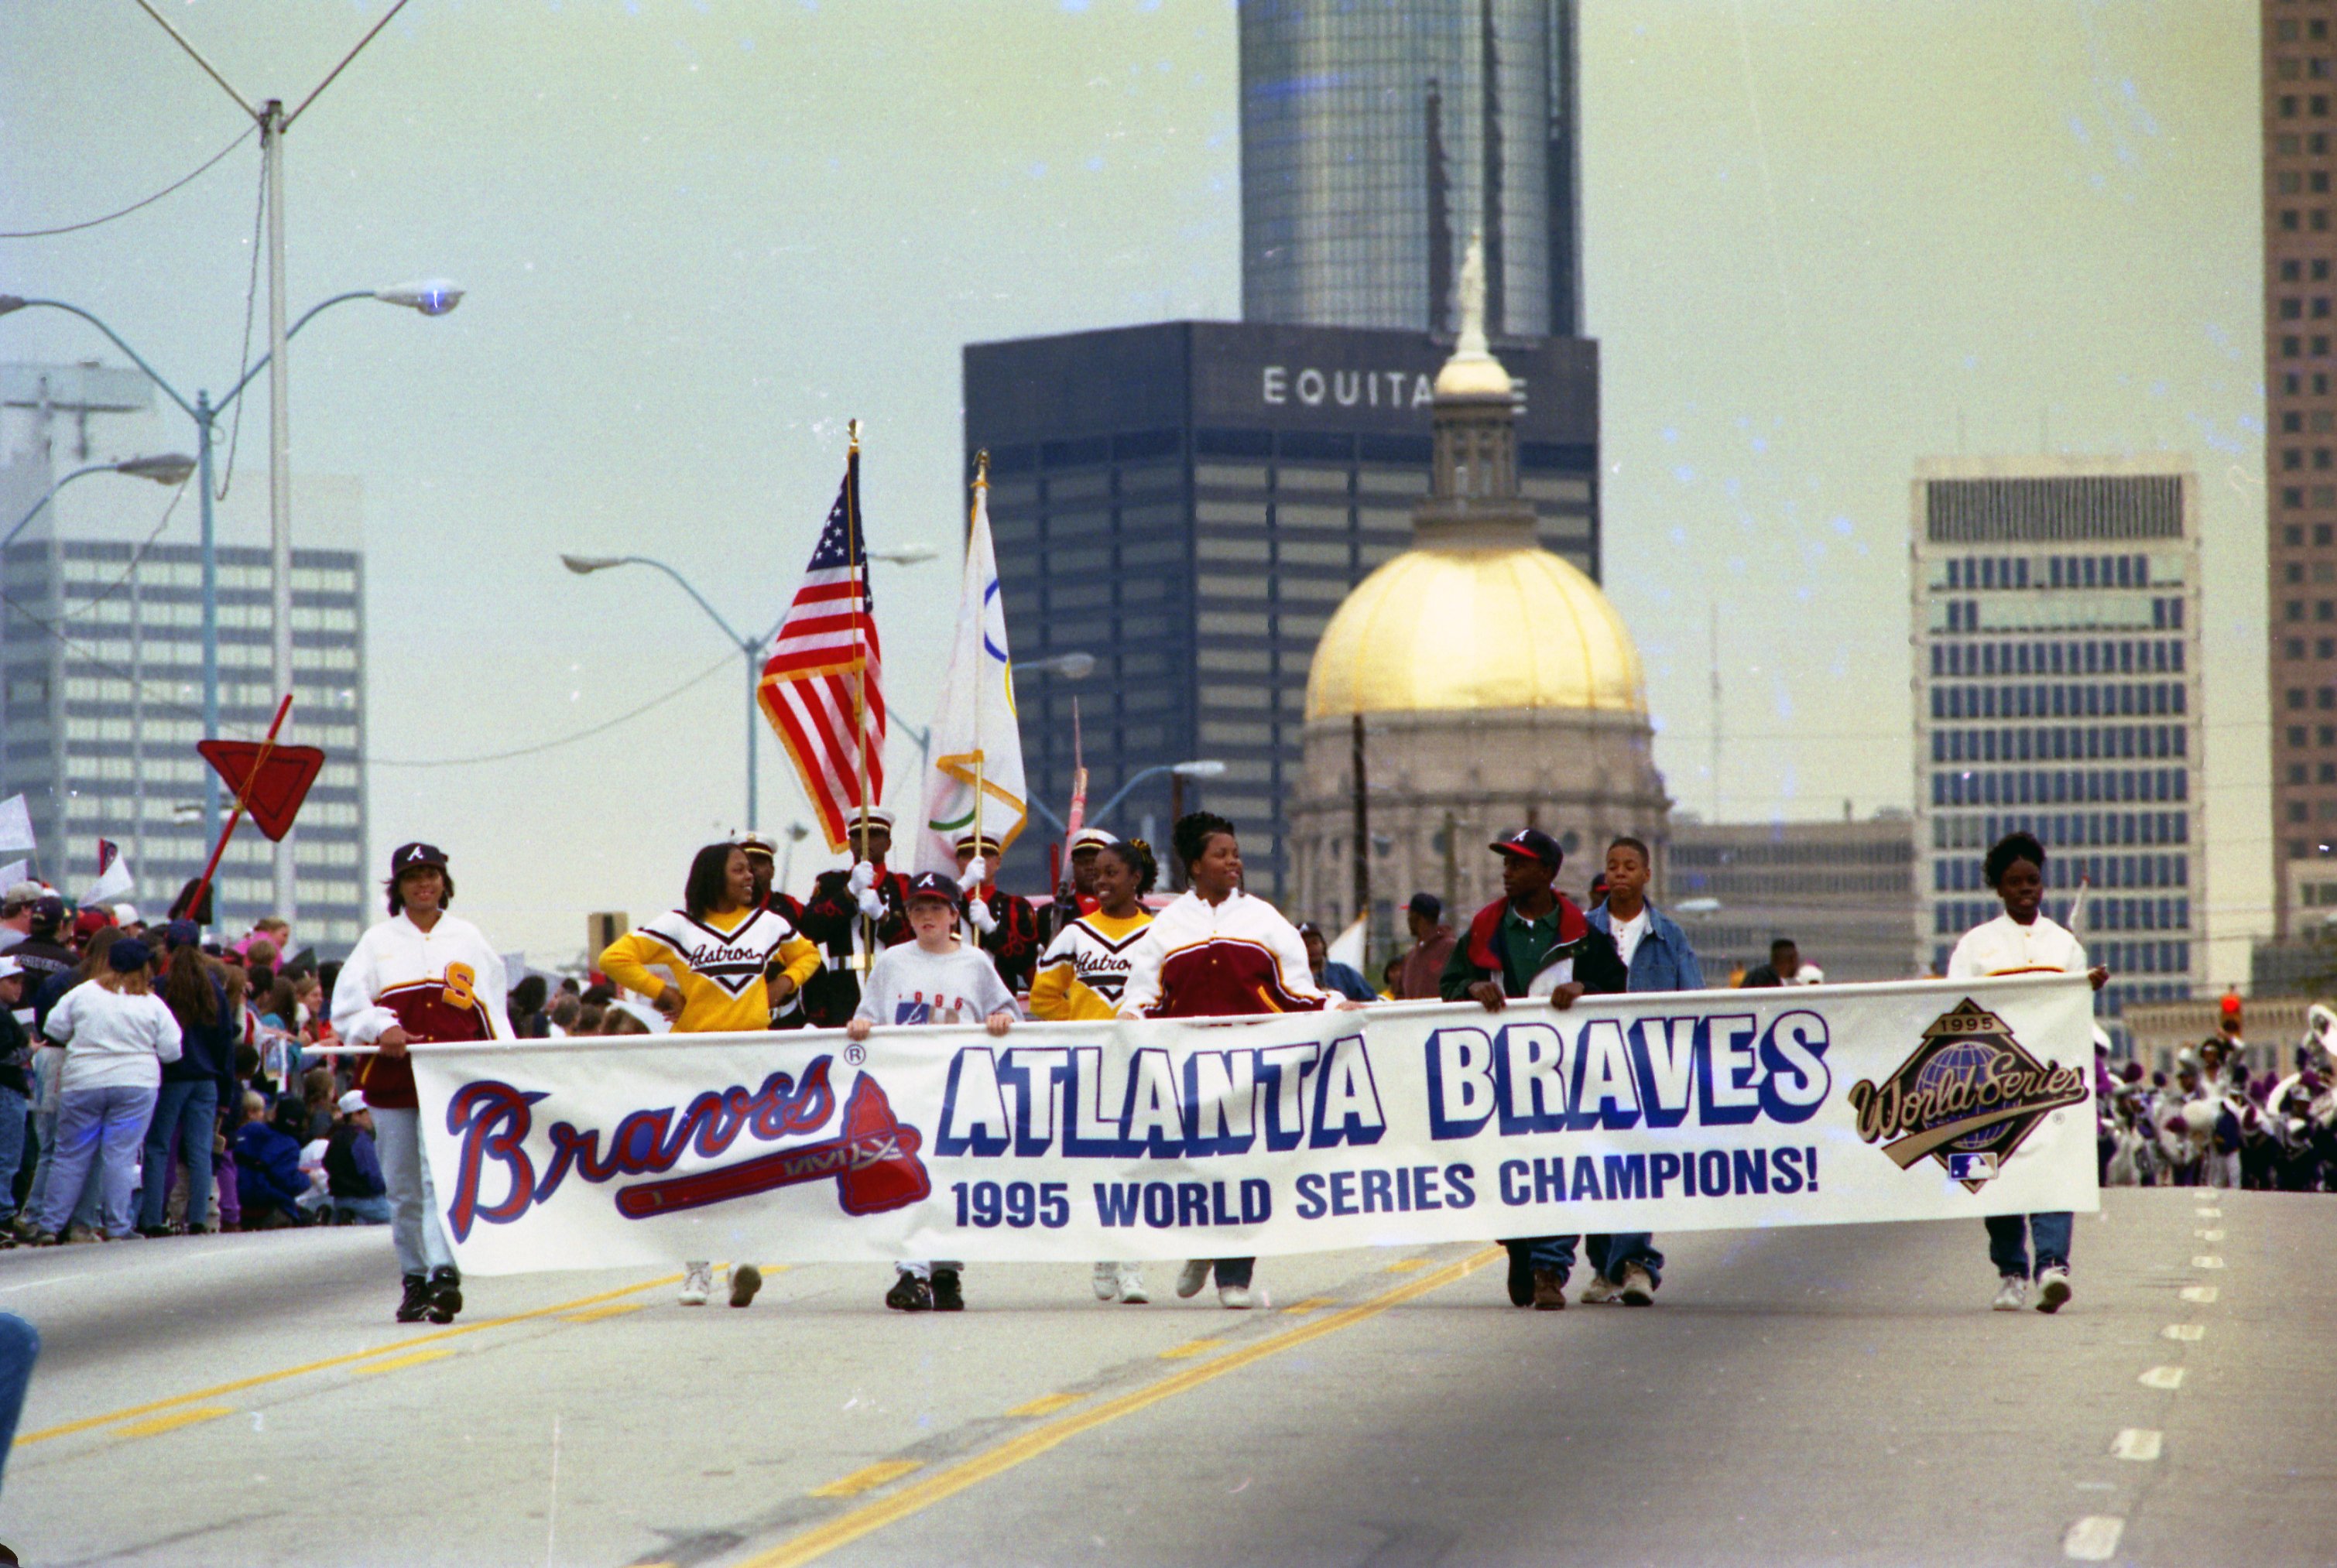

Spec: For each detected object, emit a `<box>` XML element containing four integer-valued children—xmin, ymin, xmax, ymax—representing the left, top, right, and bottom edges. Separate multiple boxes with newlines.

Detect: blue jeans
<box><xmin>137</xmin><ymin>1080</ymin><xmax>218</xmax><ymax>1232</ymax></box>
<box><xmin>331</xmin><ymin>1194</ymin><xmax>393</xmax><ymax>1225</ymax></box>
<box><xmin>0</xmin><ymin>1087</ymin><xmax>26</xmax><ymax>1221</ymax></box>
<box><xmin>1520</xmin><ymin>1233</ymin><xmax>1665</xmax><ymax>1288</ymax></box>
<box><xmin>28</xmin><ymin>1057</ymin><xmax>99</xmax><ymax>1236</ymax></box>
<box><xmin>372</xmin><ymin>1108</ymin><xmax>454</xmax><ymax>1279</ymax></box>
<box><xmin>36</xmin><ymin>1084</ymin><xmax>157</xmax><ymax>1239</ymax></box>
<box><xmin>1986</xmin><ymin>1212</ymin><xmax>2072</xmax><ymax>1279</ymax></box>
<box><xmin>0</xmin><ymin>1312</ymin><xmax>38</xmax><ymax>1500</ymax></box>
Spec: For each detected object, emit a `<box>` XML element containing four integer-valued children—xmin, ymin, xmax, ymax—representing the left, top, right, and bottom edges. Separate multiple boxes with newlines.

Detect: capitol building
<box><xmin>1289</xmin><ymin>247</ymin><xmax>1671</xmax><ymax>936</ymax></box>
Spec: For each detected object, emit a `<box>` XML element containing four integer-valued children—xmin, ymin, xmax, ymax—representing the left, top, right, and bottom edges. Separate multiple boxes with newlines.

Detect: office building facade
<box><xmin>964</xmin><ymin>320</ymin><xmax>1597</xmax><ymax>898</ymax></box>
<box><xmin>0</xmin><ymin>376</ymin><xmax>371</xmax><ymax>953</ymax></box>
<box><xmin>1663</xmin><ymin>814</ymin><xmax>1917</xmax><ymax>985</ymax></box>
<box><xmin>1910</xmin><ymin>457</ymin><xmax>2205</xmax><ymax>1019</ymax></box>
<box><xmin>2263</xmin><ymin>0</ymin><xmax>2337</xmax><ymax>932</ymax></box>
<box><xmin>1240</xmin><ymin>0</ymin><xmax>1581</xmax><ymax>337</ymax></box>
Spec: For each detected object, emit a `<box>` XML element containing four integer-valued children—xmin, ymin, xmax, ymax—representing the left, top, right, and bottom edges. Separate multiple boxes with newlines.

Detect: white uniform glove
<box><xmin>967</xmin><ymin>899</ymin><xmax>999</xmax><ymax>935</ymax></box>
<box><xmin>848</xmin><ymin>861</ymin><xmax>876</xmax><ymax>895</ymax></box>
<box><xmin>958</xmin><ymin>857</ymin><xmax>988</xmax><ymax>893</ymax></box>
<box><xmin>855</xmin><ymin>886</ymin><xmax>887</xmax><ymax>922</ymax></box>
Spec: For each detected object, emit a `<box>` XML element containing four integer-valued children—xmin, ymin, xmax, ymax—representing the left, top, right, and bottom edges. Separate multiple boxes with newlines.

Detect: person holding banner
<box><xmin>1440</xmin><ymin>828</ymin><xmax>1629</xmax><ymax>1310</ymax></box>
<box><xmin>1119</xmin><ymin>813</ymin><xmax>1358</xmax><ymax>1310</ymax></box>
<box><xmin>848</xmin><ymin>870</ymin><xmax>1020</xmax><ymax>1313</ymax></box>
<box><xmin>332</xmin><ymin>843</ymin><xmax>511</xmax><ymax>1326</ymax></box>
<box><xmin>1947</xmin><ymin>830</ymin><xmax>2109</xmax><ymax>1315</ymax></box>
<box><xmin>599</xmin><ymin>842</ymin><xmax>822</xmax><ymax>1311</ymax></box>
<box><xmin>1030</xmin><ymin>837</ymin><xmax>1160</xmax><ymax>1305</ymax></box>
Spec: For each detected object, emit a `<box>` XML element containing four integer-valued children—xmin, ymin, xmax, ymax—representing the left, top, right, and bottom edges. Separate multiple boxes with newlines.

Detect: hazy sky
<box><xmin>0</xmin><ymin>1</ymin><xmax>2268</xmax><ymax>975</ymax></box>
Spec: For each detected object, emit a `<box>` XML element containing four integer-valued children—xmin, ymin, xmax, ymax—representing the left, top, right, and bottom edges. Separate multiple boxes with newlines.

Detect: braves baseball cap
<box><xmin>1489</xmin><ymin>827</ymin><xmax>1564</xmax><ymax>869</ymax></box>
<box><xmin>163</xmin><ymin>919</ymin><xmax>200</xmax><ymax>949</ymax></box>
<box><xmin>389</xmin><ymin>842</ymin><xmax>448</xmax><ymax>877</ymax></box>
<box><xmin>903</xmin><ymin>870</ymin><xmax>959</xmax><ymax>905</ymax></box>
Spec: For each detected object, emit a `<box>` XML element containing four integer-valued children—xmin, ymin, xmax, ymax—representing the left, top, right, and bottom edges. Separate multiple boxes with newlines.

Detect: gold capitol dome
<box><xmin>1305</xmin><ymin>238</ymin><xmax>1648</xmax><ymax>723</ymax></box>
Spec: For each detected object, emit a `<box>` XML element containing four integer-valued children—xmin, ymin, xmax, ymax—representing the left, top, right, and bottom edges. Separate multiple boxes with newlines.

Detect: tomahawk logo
<box><xmin>1845</xmin><ymin>999</ymin><xmax>2089</xmax><ymax>1192</ymax></box>
<box><xmin>443</xmin><ymin>1060</ymin><xmax>930</xmax><ymax>1240</ymax></box>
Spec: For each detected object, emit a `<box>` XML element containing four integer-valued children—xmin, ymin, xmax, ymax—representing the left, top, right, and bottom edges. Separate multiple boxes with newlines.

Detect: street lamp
<box><xmin>2</xmin><ymin>454</ymin><xmax>200</xmax><ymax>550</ymax></box>
<box><xmin>2</xmin><ymin>287</ymin><xmax>461</xmax><ymax>874</ymax></box>
<box><xmin>869</xmin><ymin>543</ymin><xmax>938</xmax><ymax>566</ymax></box>
<box><xmin>1085</xmin><ymin>758</ymin><xmax>1225</xmax><ymax>830</ymax></box>
<box><xmin>1019</xmin><ymin>651</ymin><xmax>1097</xmax><ymax>681</ymax></box>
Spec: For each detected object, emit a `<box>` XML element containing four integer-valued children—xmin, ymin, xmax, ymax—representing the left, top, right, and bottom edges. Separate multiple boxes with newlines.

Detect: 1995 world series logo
<box><xmin>1846</xmin><ymin>1000</ymin><xmax>2089</xmax><ymax>1192</ymax></box>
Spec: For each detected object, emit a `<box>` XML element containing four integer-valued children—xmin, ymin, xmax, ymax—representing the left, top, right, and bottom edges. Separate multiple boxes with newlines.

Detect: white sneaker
<box><xmin>1091</xmin><ymin>1262</ymin><xmax>1120</xmax><ymax>1302</ymax></box>
<box><xmin>679</xmin><ymin>1260</ymin><xmax>712</xmax><ymax>1306</ymax></box>
<box><xmin>1579</xmin><ymin>1275</ymin><xmax>1622</xmax><ymax>1305</ymax></box>
<box><xmin>2034</xmin><ymin>1267</ymin><xmax>2071</xmax><ymax>1314</ymax></box>
<box><xmin>1175</xmin><ymin>1259</ymin><xmax>1211</xmax><ymax>1299</ymax></box>
<box><xmin>1218</xmin><ymin>1284</ymin><xmax>1252</xmax><ymax>1310</ymax></box>
<box><xmin>1618</xmin><ymin>1264</ymin><xmax>1657</xmax><ymax>1306</ymax></box>
<box><xmin>1991</xmin><ymin>1274</ymin><xmax>2028</xmax><ymax>1312</ymax></box>
<box><xmin>1115</xmin><ymin>1266</ymin><xmax>1149</xmax><ymax>1304</ymax></box>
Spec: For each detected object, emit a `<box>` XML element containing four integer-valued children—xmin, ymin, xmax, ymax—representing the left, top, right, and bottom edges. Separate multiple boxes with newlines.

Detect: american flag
<box><xmin>759</xmin><ymin>452</ymin><xmax>887</xmax><ymax>851</ymax></box>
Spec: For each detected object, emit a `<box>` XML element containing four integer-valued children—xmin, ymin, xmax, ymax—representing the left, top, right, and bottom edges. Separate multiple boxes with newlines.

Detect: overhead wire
<box><xmin>365</xmin><ymin>652</ymin><xmax>739</xmax><ymax>768</ymax></box>
<box><xmin>216</xmin><ymin>142</ymin><xmax>269</xmax><ymax>502</ymax></box>
<box><xmin>0</xmin><ymin>124</ymin><xmax>255</xmax><ymax>240</ymax></box>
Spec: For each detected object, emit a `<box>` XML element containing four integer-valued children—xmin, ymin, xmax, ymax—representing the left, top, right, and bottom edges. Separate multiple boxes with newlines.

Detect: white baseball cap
<box><xmin>112</xmin><ymin>904</ymin><xmax>140</xmax><ymax>925</ymax></box>
<box><xmin>337</xmin><ymin>1090</ymin><xmax>368</xmax><ymax>1115</ymax></box>
<box><xmin>0</xmin><ymin>956</ymin><xmax>20</xmax><ymax>981</ymax></box>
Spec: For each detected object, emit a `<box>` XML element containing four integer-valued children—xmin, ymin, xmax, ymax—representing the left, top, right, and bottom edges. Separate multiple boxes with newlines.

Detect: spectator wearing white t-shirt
<box><xmin>33</xmin><ymin>939</ymin><xmax>180</xmax><ymax>1241</ymax></box>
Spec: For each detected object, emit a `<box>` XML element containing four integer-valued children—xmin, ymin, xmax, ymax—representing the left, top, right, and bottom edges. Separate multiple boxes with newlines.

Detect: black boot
<box><xmin>396</xmin><ymin>1274</ymin><xmax>431</xmax><ymax>1323</ymax></box>
<box><xmin>930</xmin><ymin>1268</ymin><xmax>964</xmax><ymax>1312</ymax></box>
<box><xmin>427</xmin><ymin>1265</ymin><xmax>463</xmax><ymax>1324</ymax></box>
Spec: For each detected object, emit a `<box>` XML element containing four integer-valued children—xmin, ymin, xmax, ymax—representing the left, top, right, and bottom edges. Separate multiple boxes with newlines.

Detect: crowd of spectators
<box><xmin>0</xmin><ymin>881</ymin><xmax>388</xmax><ymax>1244</ymax></box>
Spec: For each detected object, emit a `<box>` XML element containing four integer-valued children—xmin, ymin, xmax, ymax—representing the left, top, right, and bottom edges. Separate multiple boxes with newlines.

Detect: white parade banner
<box><xmin>409</xmin><ymin>975</ymin><xmax>2100</xmax><ymax>1277</ymax></box>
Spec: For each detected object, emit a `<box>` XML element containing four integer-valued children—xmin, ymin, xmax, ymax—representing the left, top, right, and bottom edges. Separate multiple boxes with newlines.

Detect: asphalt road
<box><xmin>0</xmin><ymin>1188</ymin><xmax>2325</xmax><ymax>1568</ymax></box>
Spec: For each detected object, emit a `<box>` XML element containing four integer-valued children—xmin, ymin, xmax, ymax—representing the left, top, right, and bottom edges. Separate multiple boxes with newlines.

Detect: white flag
<box><xmin>913</xmin><ymin>478</ymin><xmax>1028</xmax><ymax>876</ymax></box>
<box><xmin>84</xmin><ymin>839</ymin><xmax>134</xmax><ymax>905</ymax></box>
<box><xmin>0</xmin><ymin>796</ymin><xmax>31</xmax><ymax>854</ymax></box>
<box><xmin>0</xmin><ymin>861</ymin><xmax>25</xmax><ymax>890</ymax></box>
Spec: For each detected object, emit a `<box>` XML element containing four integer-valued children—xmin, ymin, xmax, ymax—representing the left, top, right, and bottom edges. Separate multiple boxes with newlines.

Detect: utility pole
<box><xmin>1350</xmin><ymin>712</ymin><xmax>1369</xmax><ymax>941</ymax></box>
<box><xmin>264</xmin><ymin>99</ymin><xmax>296</xmax><ymax>923</ymax></box>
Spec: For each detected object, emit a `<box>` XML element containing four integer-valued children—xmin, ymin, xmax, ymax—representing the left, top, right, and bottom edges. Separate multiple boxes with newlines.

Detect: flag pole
<box><xmin>971</xmin><ymin>451</ymin><xmax>988</xmax><ymax>871</ymax></box>
<box><xmin>845</xmin><ymin>419</ymin><xmax>873</xmax><ymax>971</ymax></box>
<box><xmin>187</xmin><ymin>692</ymin><xmax>294</xmax><ymax>930</ymax></box>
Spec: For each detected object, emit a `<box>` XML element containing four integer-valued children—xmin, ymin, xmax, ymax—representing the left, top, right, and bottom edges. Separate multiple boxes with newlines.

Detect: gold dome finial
<box><xmin>1435</xmin><ymin>231</ymin><xmax>1513</xmax><ymax>400</ymax></box>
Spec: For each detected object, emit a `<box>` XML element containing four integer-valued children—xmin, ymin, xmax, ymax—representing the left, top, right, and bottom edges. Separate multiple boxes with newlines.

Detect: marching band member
<box><xmin>954</xmin><ymin>830</ymin><xmax>1043</xmax><ymax>995</ymax></box>
<box><xmin>599</xmin><ymin>842</ymin><xmax>821</xmax><ymax>1311</ymax></box>
<box><xmin>331</xmin><ymin>844</ymin><xmax>510</xmax><ymax>1326</ymax></box>
<box><xmin>1030</xmin><ymin>837</ymin><xmax>1159</xmax><ymax>1304</ymax></box>
<box><xmin>1118</xmin><ymin>813</ymin><xmax>1359</xmax><ymax>1310</ymax></box>
<box><xmin>797</xmin><ymin>810</ymin><xmax>912</xmax><ymax>1027</ymax></box>
<box><xmin>1945</xmin><ymin>830</ymin><xmax>2109</xmax><ymax>1315</ymax></box>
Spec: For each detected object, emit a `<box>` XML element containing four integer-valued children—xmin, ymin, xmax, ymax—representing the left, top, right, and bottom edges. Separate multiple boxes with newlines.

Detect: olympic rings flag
<box><xmin>409</xmin><ymin>976</ymin><xmax>2101</xmax><ymax>1277</ymax></box>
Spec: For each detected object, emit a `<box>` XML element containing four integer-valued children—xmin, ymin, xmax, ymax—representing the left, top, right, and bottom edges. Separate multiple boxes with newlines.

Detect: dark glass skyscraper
<box><xmin>965</xmin><ymin>322</ymin><xmax>1597</xmax><ymax>898</ymax></box>
<box><xmin>1240</xmin><ymin>0</ymin><xmax>1581</xmax><ymax>337</ymax></box>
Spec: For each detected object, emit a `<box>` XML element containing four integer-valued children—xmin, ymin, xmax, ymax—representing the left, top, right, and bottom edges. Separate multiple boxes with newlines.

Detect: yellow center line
<box><xmin>113</xmin><ymin>1405</ymin><xmax>235</xmax><ymax>1441</ymax></box>
<box><xmin>1005</xmin><ymin>1393</ymin><xmax>1085</xmax><ymax>1418</ymax></box>
<box><xmin>810</xmin><ymin>1460</ymin><xmax>923</xmax><ymax>1498</ymax></box>
<box><xmin>566</xmin><ymin>1303</ymin><xmax>650</xmax><ymax>1323</ymax></box>
<box><xmin>1158</xmin><ymin>1338</ymin><xmax>1225</xmax><ymax>1361</ymax></box>
<box><xmin>352</xmin><ymin>1348</ymin><xmax>455</xmax><ymax>1376</ymax></box>
<box><xmin>731</xmin><ymin>1247</ymin><xmax>1498</xmax><ymax>1568</ymax></box>
<box><xmin>19</xmin><ymin>1271</ymin><xmax>684</xmax><ymax>1447</ymax></box>
<box><xmin>1279</xmin><ymin>1296</ymin><xmax>1338</xmax><ymax>1314</ymax></box>
<box><xmin>1383</xmin><ymin>1258</ymin><xmax>1431</xmax><ymax>1272</ymax></box>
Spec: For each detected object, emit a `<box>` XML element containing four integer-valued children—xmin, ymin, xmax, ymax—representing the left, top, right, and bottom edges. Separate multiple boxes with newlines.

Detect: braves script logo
<box><xmin>443</xmin><ymin>1056</ymin><xmax>930</xmax><ymax>1241</ymax></box>
<box><xmin>1845</xmin><ymin>999</ymin><xmax>2089</xmax><ymax>1192</ymax></box>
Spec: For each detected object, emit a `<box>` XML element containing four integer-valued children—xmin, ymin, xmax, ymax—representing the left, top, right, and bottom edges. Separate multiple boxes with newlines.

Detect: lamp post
<box><xmin>1085</xmin><ymin>758</ymin><xmax>1226</xmax><ymax>831</ymax></box>
<box><xmin>562</xmin><ymin>544</ymin><xmax>934</xmax><ymax>831</ymax></box>
<box><xmin>1</xmin><ymin>287</ymin><xmax>463</xmax><ymax>866</ymax></box>
<box><xmin>1</xmin><ymin>454</ymin><xmax>199</xmax><ymax>549</ymax></box>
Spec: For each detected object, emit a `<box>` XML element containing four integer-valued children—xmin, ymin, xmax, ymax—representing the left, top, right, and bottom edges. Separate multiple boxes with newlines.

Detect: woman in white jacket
<box><xmin>31</xmin><ymin>939</ymin><xmax>180</xmax><ymax>1242</ymax></box>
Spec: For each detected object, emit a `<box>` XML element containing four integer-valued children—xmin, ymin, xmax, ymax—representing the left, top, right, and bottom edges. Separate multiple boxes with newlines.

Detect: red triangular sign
<box><xmin>196</xmin><ymin>741</ymin><xmax>326</xmax><ymax>842</ymax></box>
